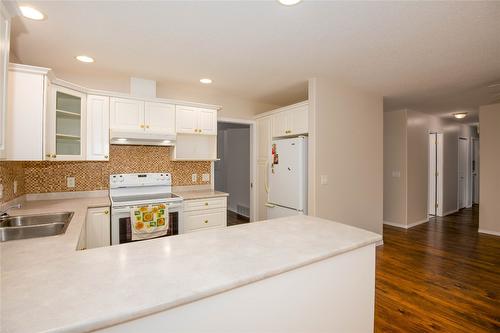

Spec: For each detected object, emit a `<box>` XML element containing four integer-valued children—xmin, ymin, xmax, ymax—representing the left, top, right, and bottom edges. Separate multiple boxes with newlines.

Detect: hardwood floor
<box><xmin>227</xmin><ymin>210</ymin><xmax>249</xmax><ymax>226</ymax></box>
<box><xmin>375</xmin><ymin>205</ymin><xmax>500</xmax><ymax>333</ymax></box>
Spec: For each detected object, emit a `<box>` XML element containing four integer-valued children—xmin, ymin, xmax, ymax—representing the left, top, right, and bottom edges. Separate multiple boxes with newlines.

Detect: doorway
<box><xmin>215</xmin><ymin>121</ymin><xmax>252</xmax><ymax>225</ymax></box>
<box><xmin>428</xmin><ymin>133</ymin><xmax>444</xmax><ymax>217</ymax></box>
<box><xmin>458</xmin><ymin>137</ymin><xmax>469</xmax><ymax>209</ymax></box>
<box><xmin>471</xmin><ymin>138</ymin><xmax>480</xmax><ymax>204</ymax></box>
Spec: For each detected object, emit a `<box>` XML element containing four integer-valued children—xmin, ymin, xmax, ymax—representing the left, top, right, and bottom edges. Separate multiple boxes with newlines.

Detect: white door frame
<box><xmin>217</xmin><ymin>117</ymin><xmax>257</xmax><ymax>222</ymax></box>
<box><xmin>471</xmin><ymin>137</ymin><xmax>480</xmax><ymax>204</ymax></box>
<box><xmin>428</xmin><ymin>132</ymin><xmax>444</xmax><ymax>217</ymax></box>
<box><xmin>457</xmin><ymin>137</ymin><xmax>470</xmax><ymax>210</ymax></box>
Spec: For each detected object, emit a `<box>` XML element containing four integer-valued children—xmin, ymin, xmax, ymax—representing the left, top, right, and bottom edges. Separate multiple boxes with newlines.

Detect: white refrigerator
<box><xmin>267</xmin><ymin>136</ymin><xmax>308</xmax><ymax>218</ymax></box>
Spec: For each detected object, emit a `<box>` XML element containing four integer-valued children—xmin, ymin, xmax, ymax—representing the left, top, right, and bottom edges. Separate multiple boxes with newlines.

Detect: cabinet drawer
<box><xmin>183</xmin><ymin>197</ymin><xmax>227</xmax><ymax>212</ymax></box>
<box><xmin>184</xmin><ymin>208</ymin><xmax>226</xmax><ymax>232</ymax></box>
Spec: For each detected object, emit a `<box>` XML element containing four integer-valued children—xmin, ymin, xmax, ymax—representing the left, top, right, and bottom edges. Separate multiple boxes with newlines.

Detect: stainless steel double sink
<box><xmin>0</xmin><ymin>212</ymin><xmax>74</xmax><ymax>242</ymax></box>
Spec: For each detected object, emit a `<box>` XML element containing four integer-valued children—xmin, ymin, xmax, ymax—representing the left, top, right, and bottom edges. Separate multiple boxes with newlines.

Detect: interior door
<box><xmin>458</xmin><ymin>138</ymin><xmax>468</xmax><ymax>209</ymax></box>
<box><xmin>472</xmin><ymin>139</ymin><xmax>480</xmax><ymax>204</ymax></box>
<box><xmin>110</xmin><ymin>97</ymin><xmax>144</xmax><ymax>132</ymax></box>
<box><xmin>144</xmin><ymin>102</ymin><xmax>175</xmax><ymax>134</ymax></box>
<box><xmin>428</xmin><ymin>134</ymin><xmax>437</xmax><ymax>216</ymax></box>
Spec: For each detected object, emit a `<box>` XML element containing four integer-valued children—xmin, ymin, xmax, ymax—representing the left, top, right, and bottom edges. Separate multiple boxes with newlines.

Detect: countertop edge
<box><xmin>44</xmin><ymin>234</ymin><xmax>381</xmax><ymax>333</ymax></box>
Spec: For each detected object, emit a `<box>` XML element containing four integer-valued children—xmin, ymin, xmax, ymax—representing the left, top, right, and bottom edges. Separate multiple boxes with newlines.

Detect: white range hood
<box><xmin>110</xmin><ymin>130</ymin><xmax>176</xmax><ymax>146</ymax></box>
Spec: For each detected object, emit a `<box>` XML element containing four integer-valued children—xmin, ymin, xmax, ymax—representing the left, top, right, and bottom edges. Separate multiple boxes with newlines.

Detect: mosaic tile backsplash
<box><xmin>0</xmin><ymin>145</ymin><xmax>211</xmax><ymax>203</ymax></box>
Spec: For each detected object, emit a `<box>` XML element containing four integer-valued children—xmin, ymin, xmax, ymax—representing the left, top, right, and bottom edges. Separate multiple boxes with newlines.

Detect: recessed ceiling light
<box><xmin>200</xmin><ymin>78</ymin><xmax>212</xmax><ymax>84</ymax></box>
<box><xmin>19</xmin><ymin>6</ymin><xmax>45</xmax><ymax>20</ymax></box>
<box><xmin>76</xmin><ymin>55</ymin><xmax>94</xmax><ymax>63</ymax></box>
<box><xmin>278</xmin><ymin>0</ymin><xmax>302</xmax><ymax>6</ymax></box>
<box><xmin>453</xmin><ymin>112</ymin><xmax>467</xmax><ymax>119</ymax></box>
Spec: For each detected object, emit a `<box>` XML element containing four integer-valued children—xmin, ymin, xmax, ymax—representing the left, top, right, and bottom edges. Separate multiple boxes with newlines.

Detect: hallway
<box><xmin>375</xmin><ymin>206</ymin><xmax>500</xmax><ymax>332</ymax></box>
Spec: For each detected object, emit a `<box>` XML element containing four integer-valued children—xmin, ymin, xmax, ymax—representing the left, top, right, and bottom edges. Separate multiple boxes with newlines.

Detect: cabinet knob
<box><xmin>140</xmin><ymin>124</ymin><xmax>145</xmax><ymax>128</ymax></box>
<box><xmin>104</xmin><ymin>155</ymin><xmax>109</xmax><ymax>159</ymax></box>
<box><xmin>194</xmin><ymin>129</ymin><xmax>197</xmax><ymax>133</ymax></box>
<box><xmin>51</xmin><ymin>154</ymin><xmax>57</xmax><ymax>158</ymax></box>
<box><xmin>146</xmin><ymin>125</ymin><xmax>150</xmax><ymax>129</ymax></box>
<box><xmin>45</xmin><ymin>154</ymin><xmax>51</xmax><ymax>158</ymax></box>
<box><xmin>205</xmin><ymin>202</ymin><xmax>208</xmax><ymax>206</ymax></box>
<box><xmin>199</xmin><ymin>129</ymin><xmax>202</xmax><ymax>133</ymax></box>
<box><xmin>104</xmin><ymin>210</ymin><xmax>109</xmax><ymax>214</ymax></box>
<box><xmin>204</xmin><ymin>220</ymin><xmax>208</xmax><ymax>224</ymax></box>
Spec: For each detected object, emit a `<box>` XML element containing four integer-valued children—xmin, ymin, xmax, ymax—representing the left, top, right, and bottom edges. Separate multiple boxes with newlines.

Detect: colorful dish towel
<box><xmin>130</xmin><ymin>204</ymin><xmax>168</xmax><ymax>241</ymax></box>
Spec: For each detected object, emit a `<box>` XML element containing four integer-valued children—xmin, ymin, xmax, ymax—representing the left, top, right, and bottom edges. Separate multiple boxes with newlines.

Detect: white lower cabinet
<box><xmin>183</xmin><ymin>197</ymin><xmax>227</xmax><ymax>233</ymax></box>
<box><xmin>85</xmin><ymin>207</ymin><xmax>111</xmax><ymax>249</ymax></box>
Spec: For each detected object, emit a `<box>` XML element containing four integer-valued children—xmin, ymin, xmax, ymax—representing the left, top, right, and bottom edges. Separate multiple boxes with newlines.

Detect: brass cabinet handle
<box><xmin>146</xmin><ymin>125</ymin><xmax>150</xmax><ymax>129</ymax></box>
<box><xmin>51</xmin><ymin>154</ymin><xmax>57</xmax><ymax>158</ymax></box>
<box><xmin>204</xmin><ymin>220</ymin><xmax>208</xmax><ymax>224</ymax></box>
<box><xmin>205</xmin><ymin>202</ymin><xmax>208</xmax><ymax>206</ymax></box>
<box><xmin>194</xmin><ymin>129</ymin><xmax>198</xmax><ymax>133</ymax></box>
<box><xmin>104</xmin><ymin>210</ymin><xmax>109</xmax><ymax>214</ymax></box>
<box><xmin>45</xmin><ymin>154</ymin><xmax>51</xmax><ymax>158</ymax></box>
<box><xmin>140</xmin><ymin>124</ymin><xmax>145</xmax><ymax>128</ymax></box>
<box><xmin>199</xmin><ymin>129</ymin><xmax>202</xmax><ymax>133</ymax></box>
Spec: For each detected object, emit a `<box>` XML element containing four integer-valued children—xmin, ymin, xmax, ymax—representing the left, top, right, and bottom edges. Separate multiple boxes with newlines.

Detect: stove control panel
<box><xmin>110</xmin><ymin>173</ymin><xmax>172</xmax><ymax>188</ymax></box>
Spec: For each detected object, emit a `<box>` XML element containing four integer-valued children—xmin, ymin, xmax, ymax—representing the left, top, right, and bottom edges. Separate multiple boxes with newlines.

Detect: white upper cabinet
<box><xmin>110</xmin><ymin>97</ymin><xmax>144</xmax><ymax>132</ymax></box>
<box><xmin>257</xmin><ymin>116</ymin><xmax>272</xmax><ymax>161</ymax></box>
<box><xmin>0</xmin><ymin>3</ymin><xmax>12</xmax><ymax>159</ymax></box>
<box><xmin>110</xmin><ymin>98</ymin><xmax>175</xmax><ymax>135</ymax></box>
<box><xmin>46</xmin><ymin>85</ymin><xmax>86</xmax><ymax>161</ymax></box>
<box><xmin>271</xmin><ymin>104</ymin><xmax>308</xmax><ymax>138</ymax></box>
<box><xmin>5</xmin><ymin>65</ymin><xmax>49</xmax><ymax>160</ymax></box>
<box><xmin>144</xmin><ymin>102</ymin><xmax>175</xmax><ymax>134</ymax></box>
<box><xmin>175</xmin><ymin>105</ymin><xmax>217</xmax><ymax>135</ymax></box>
<box><xmin>87</xmin><ymin>95</ymin><xmax>110</xmax><ymax>161</ymax></box>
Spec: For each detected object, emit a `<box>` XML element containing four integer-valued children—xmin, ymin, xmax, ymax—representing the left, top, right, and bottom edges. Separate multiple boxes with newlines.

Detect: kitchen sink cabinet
<box><xmin>86</xmin><ymin>207</ymin><xmax>111</xmax><ymax>249</ymax></box>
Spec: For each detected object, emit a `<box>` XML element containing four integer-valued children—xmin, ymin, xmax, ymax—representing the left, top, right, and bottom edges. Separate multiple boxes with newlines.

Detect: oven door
<box><xmin>111</xmin><ymin>202</ymin><xmax>181</xmax><ymax>245</ymax></box>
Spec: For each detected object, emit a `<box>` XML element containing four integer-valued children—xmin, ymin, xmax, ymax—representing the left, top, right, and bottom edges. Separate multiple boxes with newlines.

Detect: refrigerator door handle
<box><xmin>265</xmin><ymin>203</ymin><xmax>276</xmax><ymax>208</ymax></box>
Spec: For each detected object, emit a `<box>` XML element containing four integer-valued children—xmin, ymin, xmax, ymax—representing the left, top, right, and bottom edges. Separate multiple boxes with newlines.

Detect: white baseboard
<box><xmin>442</xmin><ymin>209</ymin><xmax>459</xmax><ymax>216</ymax></box>
<box><xmin>383</xmin><ymin>219</ymin><xmax>428</xmax><ymax>229</ymax></box>
<box><xmin>375</xmin><ymin>240</ymin><xmax>384</xmax><ymax>247</ymax></box>
<box><xmin>383</xmin><ymin>221</ymin><xmax>406</xmax><ymax>228</ymax></box>
<box><xmin>478</xmin><ymin>229</ymin><xmax>500</xmax><ymax>237</ymax></box>
<box><xmin>26</xmin><ymin>190</ymin><xmax>109</xmax><ymax>201</ymax></box>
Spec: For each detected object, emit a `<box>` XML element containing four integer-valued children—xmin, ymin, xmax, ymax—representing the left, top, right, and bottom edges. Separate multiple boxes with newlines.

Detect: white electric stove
<box><xmin>109</xmin><ymin>173</ymin><xmax>183</xmax><ymax>245</ymax></box>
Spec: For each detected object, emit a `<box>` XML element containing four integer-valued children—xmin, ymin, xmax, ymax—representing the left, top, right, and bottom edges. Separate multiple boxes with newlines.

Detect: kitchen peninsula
<box><xmin>0</xmin><ymin>196</ymin><xmax>381</xmax><ymax>333</ymax></box>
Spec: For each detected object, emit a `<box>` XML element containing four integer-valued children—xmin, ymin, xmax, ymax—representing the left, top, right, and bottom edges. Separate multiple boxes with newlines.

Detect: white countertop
<box><xmin>0</xmin><ymin>197</ymin><xmax>381</xmax><ymax>333</ymax></box>
<box><xmin>174</xmin><ymin>189</ymin><xmax>229</xmax><ymax>200</ymax></box>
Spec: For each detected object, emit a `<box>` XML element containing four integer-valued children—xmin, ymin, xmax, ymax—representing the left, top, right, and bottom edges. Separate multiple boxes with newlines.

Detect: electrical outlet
<box><xmin>392</xmin><ymin>171</ymin><xmax>401</xmax><ymax>178</ymax></box>
<box><xmin>191</xmin><ymin>174</ymin><xmax>197</xmax><ymax>183</ymax></box>
<box><xmin>66</xmin><ymin>176</ymin><xmax>76</xmax><ymax>188</ymax></box>
<box><xmin>320</xmin><ymin>175</ymin><xmax>328</xmax><ymax>185</ymax></box>
<box><xmin>13</xmin><ymin>180</ymin><xmax>18</xmax><ymax>194</ymax></box>
<box><xmin>202</xmin><ymin>173</ymin><xmax>210</xmax><ymax>182</ymax></box>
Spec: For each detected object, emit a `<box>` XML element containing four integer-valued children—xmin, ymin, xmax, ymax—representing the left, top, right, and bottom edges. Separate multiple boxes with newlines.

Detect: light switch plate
<box><xmin>202</xmin><ymin>173</ymin><xmax>210</xmax><ymax>182</ymax></box>
<box><xmin>67</xmin><ymin>176</ymin><xmax>76</xmax><ymax>188</ymax></box>
<box><xmin>320</xmin><ymin>175</ymin><xmax>328</xmax><ymax>185</ymax></box>
<box><xmin>191</xmin><ymin>174</ymin><xmax>197</xmax><ymax>183</ymax></box>
<box><xmin>392</xmin><ymin>171</ymin><xmax>401</xmax><ymax>178</ymax></box>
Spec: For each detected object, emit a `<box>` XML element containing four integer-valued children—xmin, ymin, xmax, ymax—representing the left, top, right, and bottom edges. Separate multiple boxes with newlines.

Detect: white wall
<box><xmin>215</xmin><ymin>124</ymin><xmax>250</xmax><ymax>215</ymax></box>
<box><xmin>384</xmin><ymin>109</ymin><xmax>479</xmax><ymax>227</ymax></box>
<box><xmin>478</xmin><ymin>103</ymin><xmax>500</xmax><ymax>235</ymax></box>
<box><xmin>383</xmin><ymin>110</ymin><xmax>407</xmax><ymax>225</ymax></box>
<box><xmin>308</xmin><ymin>78</ymin><xmax>384</xmax><ymax>235</ymax></box>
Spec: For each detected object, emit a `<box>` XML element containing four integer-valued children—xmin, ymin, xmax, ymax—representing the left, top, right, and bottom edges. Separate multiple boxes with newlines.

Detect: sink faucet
<box><xmin>0</xmin><ymin>203</ymin><xmax>21</xmax><ymax>217</ymax></box>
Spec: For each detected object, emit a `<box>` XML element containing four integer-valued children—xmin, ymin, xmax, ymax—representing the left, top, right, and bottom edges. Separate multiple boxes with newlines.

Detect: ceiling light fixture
<box><xmin>76</xmin><ymin>55</ymin><xmax>94</xmax><ymax>63</ymax></box>
<box><xmin>278</xmin><ymin>0</ymin><xmax>302</xmax><ymax>5</ymax></box>
<box><xmin>19</xmin><ymin>6</ymin><xmax>45</xmax><ymax>20</ymax></box>
<box><xmin>453</xmin><ymin>112</ymin><xmax>467</xmax><ymax>119</ymax></box>
<box><xmin>200</xmin><ymin>78</ymin><xmax>212</xmax><ymax>84</ymax></box>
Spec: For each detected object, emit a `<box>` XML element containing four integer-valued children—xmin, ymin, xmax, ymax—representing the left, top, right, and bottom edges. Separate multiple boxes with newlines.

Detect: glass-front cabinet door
<box><xmin>46</xmin><ymin>85</ymin><xmax>86</xmax><ymax>160</ymax></box>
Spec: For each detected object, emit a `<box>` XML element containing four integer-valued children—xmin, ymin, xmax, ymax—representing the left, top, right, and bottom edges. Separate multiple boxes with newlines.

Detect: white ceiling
<box><xmin>11</xmin><ymin>1</ymin><xmax>500</xmax><ymax>121</ymax></box>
